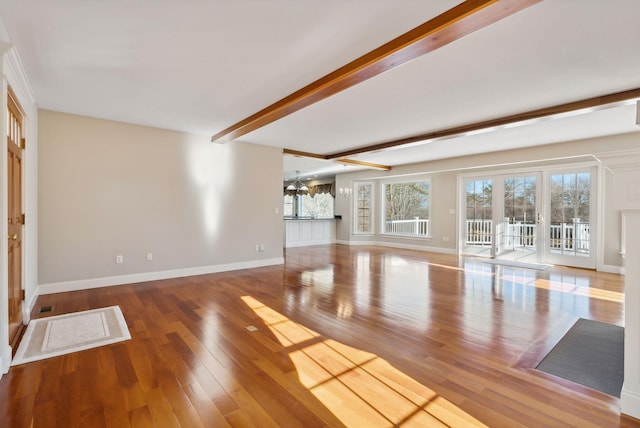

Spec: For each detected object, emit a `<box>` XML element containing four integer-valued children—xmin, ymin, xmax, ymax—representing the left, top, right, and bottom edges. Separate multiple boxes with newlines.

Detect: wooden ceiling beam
<box><xmin>211</xmin><ymin>0</ymin><xmax>540</xmax><ymax>143</ymax></box>
<box><xmin>282</xmin><ymin>148</ymin><xmax>327</xmax><ymax>160</ymax></box>
<box><xmin>335</xmin><ymin>158</ymin><xmax>392</xmax><ymax>171</ymax></box>
<box><xmin>326</xmin><ymin>87</ymin><xmax>640</xmax><ymax>159</ymax></box>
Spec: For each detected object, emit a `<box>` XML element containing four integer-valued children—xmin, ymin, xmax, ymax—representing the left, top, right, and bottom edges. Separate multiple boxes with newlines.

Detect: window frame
<box><xmin>353</xmin><ymin>182</ymin><xmax>374</xmax><ymax>235</ymax></box>
<box><xmin>380</xmin><ymin>177</ymin><xmax>432</xmax><ymax>239</ymax></box>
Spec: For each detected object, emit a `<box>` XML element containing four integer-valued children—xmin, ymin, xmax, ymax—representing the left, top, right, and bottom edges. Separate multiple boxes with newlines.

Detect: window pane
<box><xmin>296</xmin><ymin>193</ymin><xmax>335</xmax><ymax>218</ymax></box>
<box><xmin>549</xmin><ymin>172</ymin><xmax>591</xmax><ymax>257</ymax></box>
<box><xmin>465</xmin><ymin>179</ymin><xmax>492</xmax><ymax>247</ymax></box>
<box><xmin>355</xmin><ymin>183</ymin><xmax>372</xmax><ymax>233</ymax></box>
<box><xmin>314</xmin><ymin>193</ymin><xmax>334</xmax><ymax>218</ymax></box>
<box><xmin>383</xmin><ymin>181</ymin><xmax>430</xmax><ymax>236</ymax></box>
<box><xmin>283</xmin><ymin>195</ymin><xmax>294</xmax><ymax>216</ymax></box>
<box><xmin>300</xmin><ymin>194</ymin><xmax>314</xmax><ymax>217</ymax></box>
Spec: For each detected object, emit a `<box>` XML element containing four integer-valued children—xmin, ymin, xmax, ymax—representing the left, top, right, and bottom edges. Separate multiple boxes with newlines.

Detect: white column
<box><xmin>598</xmin><ymin>149</ymin><xmax>640</xmax><ymax>418</ymax></box>
<box><xmin>620</xmin><ymin>210</ymin><xmax>640</xmax><ymax>418</ymax></box>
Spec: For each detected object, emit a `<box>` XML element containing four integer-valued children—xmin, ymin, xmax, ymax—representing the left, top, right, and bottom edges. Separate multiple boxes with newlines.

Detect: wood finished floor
<box><xmin>1</xmin><ymin>245</ymin><xmax>638</xmax><ymax>427</ymax></box>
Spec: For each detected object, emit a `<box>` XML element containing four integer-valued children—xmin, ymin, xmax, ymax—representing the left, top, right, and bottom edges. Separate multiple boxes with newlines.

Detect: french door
<box><xmin>543</xmin><ymin>168</ymin><xmax>596</xmax><ymax>268</ymax></box>
<box><xmin>495</xmin><ymin>173</ymin><xmax>541</xmax><ymax>262</ymax></box>
<box><xmin>462</xmin><ymin>167</ymin><xmax>596</xmax><ymax>268</ymax></box>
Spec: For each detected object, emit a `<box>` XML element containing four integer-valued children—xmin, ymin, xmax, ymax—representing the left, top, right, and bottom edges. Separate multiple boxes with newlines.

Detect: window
<box><xmin>465</xmin><ymin>178</ymin><xmax>493</xmax><ymax>247</ymax></box>
<box><xmin>549</xmin><ymin>172</ymin><xmax>591</xmax><ymax>257</ymax></box>
<box><xmin>300</xmin><ymin>193</ymin><xmax>334</xmax><ymax>218</ymax></box>
<box><xmin>283</xmin><ymin>195</ymin><xmax>294</xmax><ymax>216</ymax></box>
<box><xmin>355</xmin><ymin>183</ymin><xmax>373</xmax><ymax>233</ymax></box>
<box><xmin>283</xmin><ymin>188</ymin><xmax>334</xmax><ymax>218</ymax></box>
<box><xmin>383</xmin><ymin>180</ymin><xmax>430</xmax><ymax>237</ymax></box>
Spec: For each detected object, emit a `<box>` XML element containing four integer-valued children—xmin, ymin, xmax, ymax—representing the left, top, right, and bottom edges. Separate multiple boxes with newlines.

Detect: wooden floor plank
<box><xmin>1</xmin><ymin>245</ymin><xmax>638</xmax><ymax>427</ymax></box>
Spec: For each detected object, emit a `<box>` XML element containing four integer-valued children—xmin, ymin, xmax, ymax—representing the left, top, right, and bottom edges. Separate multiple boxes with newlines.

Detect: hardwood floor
<box><xmin>1</xmin><ymin>245</ymin><xmax>638</xmax><ymax>427</ymax></box>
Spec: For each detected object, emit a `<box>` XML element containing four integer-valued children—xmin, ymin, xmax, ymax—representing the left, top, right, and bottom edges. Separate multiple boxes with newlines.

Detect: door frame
<box><xmin>542</xmin><ymin>166</ymin><xmax>598</xmax><ymax>269</ymax></box>
<box><xmin>494</xmin><ymin>171</ymin><xmax>542</xmax><ymax>263</ymax></box>
<box><xmin>458</xmin><ymin>162</ymin><xmax>600</xmax><ymax>269</ymax></box>
<box><xmin>6</xmin><ymin>86</ymin><xmax>25</xmax><ymax>350</ymax></box>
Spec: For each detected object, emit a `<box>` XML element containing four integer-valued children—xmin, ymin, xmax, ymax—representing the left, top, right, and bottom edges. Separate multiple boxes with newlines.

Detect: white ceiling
<box><xmin>1</xmin><ymin>0</ymin><xmax>639</xmax><ymax>182</ymax></box>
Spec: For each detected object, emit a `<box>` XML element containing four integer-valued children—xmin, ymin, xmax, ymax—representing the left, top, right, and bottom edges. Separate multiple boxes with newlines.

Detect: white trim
<box><xmin>4</xmin><ymin>47</ymin><xmax>37</xmax><ymax>107</ymax></box>
<box><xmin>375</xmin><ymin>240</ymin><xmax>456</xmax><ymax>254</ymax></box>
<box><xmin>597</xmin><ymin>264</ymin><xmax>624</xmax><ymax>275</ymax></box>
<box><xmin>38</xmin><ymin>258</ymin><xmax>284</xmax><ymax>295</ymax></box>
<box><xmin>335</xmin><ymin>239</ymin><xmax>454</xmax><ymax>254</ymax></box>
<box><xmin>336</xmin><ymin>239</ymin><xmax>377</xmax><ymax>246</ymax></box>
<box><xmin>285</xmin><ymin>239</ymin><xmax>335</xmax><ymax>248</ymax></box>
<box><xmin>353</xmin><ymin>181</ymin><xmax>374</xmax><ymax>235</ymax></box>
<box><xmin>23</xmin><ymin>285</ymin><xmax>39</xmax><ymax>323</ymax></box>
<box><xmin>621</xmin><ymin>387</ymin><xmax>640</xmax><ymax>420</ymax></box>
<box><xmin>0</xmin><ymin>343</ymin><xmax>10</xmax><ymax>374</ymax></box>
<box><xmin>380</xmin><ymin>177</ymin><xmax>432</xmax><ymax>238</ymax></box>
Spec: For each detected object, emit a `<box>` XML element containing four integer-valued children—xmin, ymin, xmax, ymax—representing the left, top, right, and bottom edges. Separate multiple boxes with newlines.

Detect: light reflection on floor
<box><xmin>241</xmin><ymin>295</ymin><xmax>487</xmax><ymax>427</ymax></box>
<box><xmin>462</xmin><ymin>260</ymin><xmax>623</xmax><ymax>303</ymax></box>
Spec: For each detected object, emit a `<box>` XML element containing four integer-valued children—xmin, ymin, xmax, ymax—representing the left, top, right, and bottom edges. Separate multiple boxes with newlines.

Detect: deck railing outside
<box><xmin>385</xmin><ymin>217</ymin><xmax>429</xmax><ymax>236</ymax></box>
<box><xmin>465</xmin><ymin>219</ymin><xmax>590</xmax><ymax>254</ymax></box>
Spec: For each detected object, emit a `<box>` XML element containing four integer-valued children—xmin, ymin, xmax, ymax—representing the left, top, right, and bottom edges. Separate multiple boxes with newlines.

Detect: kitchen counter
<box><xmin>284</xmin><ymin>218</ymin><xmax>336</xmax><ymax>247</ymax></box>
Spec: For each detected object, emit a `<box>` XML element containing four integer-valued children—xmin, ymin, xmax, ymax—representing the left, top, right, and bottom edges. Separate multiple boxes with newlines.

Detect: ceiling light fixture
<box><xmin>286</xmin><ymin>171</ymin><xmax>309</xmax><ymax>193</ymax></box>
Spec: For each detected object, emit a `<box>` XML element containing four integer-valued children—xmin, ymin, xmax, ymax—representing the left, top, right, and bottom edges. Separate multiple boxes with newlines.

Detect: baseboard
<box><xmin>375</xmin><ymin>241</ymin><xmax>457</xmax><ymax>254</ymax></box>
<box><xmin>38</xmin><ymin>257</ymin><xmax>285</xmax><ymax>295</ymax></box>
<box><xmin>23</xmin><ymin>287</ymin><xmax>40</xmax><ymax>324</ymax></box>
<box><xmin>0</xmin><ymin>344</ymin><xmax>11</xmax><ymax>374</ymax></box>
<box><xmin>335</xmin><ymin>240</ymin><xmax>377</xmax><ymax>246</ymax></box>
<box><xmin>285</xmin><ymin>240</ymin><xmax>335</xmax><ymax>248</ymax></box>
<box><xmin>597</xmin><ymin>264</ymin><xmax>624</xmax><ymax>274</ymax></box>
<box><xmin>620</xmin><ymin>386</ymin><xmax>640</xmax><ymax>419</ymax></box>
<box><xmin>334</xmin><ymin>239</ymin><xmax>456</xmax><ymax>254</ymax></box>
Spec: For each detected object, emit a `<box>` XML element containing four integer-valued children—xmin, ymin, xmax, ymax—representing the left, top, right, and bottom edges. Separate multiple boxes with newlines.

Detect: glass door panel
<box><xmin>463</xmin><ymin>178</ymin><xmax>493</xmax><ymax>256</ymax></box>
<box><xmin>497</xmin><ymin>174</ymin><xmax>541</xmax><ymax>262</ymax></box>
<box><xmin>545</xmin><ymin>169</ymin><xmax>595</xmax><ymax>268</ymax></box>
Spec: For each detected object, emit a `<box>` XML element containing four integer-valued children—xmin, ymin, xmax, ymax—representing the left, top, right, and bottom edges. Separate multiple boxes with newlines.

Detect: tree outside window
<box><xmin>383</xmin><ymin>181</ymin><xmax>430</xmax><ymax>236</ymax></box>
<box><xmin>355</xmin><ymin>183</ymin><xmax>373</xmax><ymax>233</ymax></box>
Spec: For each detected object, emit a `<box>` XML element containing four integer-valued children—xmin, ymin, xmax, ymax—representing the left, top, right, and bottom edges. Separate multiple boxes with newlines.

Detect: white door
<box><xmin>495</xmin><ymin>173</ymin><xmax>542</xmax><ymax>263</ymax></box>
<box><xmin>462</xmin><ymin>177</ymin><xmax>494</xmax><ymax>256</ymax></box>
<box><xmin>544</xmin><ymin>168</ymin><xmax>596</xmax><ymax>269</ymax></box>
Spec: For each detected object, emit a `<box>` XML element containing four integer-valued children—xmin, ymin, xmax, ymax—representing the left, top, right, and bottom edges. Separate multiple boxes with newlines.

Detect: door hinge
<box><xmin>21</xmin><ymin>213</ymin><xmax>25</xmax><ymax>225</ymax></box>
<box><xmin>20</xmin><ymin>289</ymin><xmax>25</xmax><ymax>301</ymax></box>
<box><xmin>21</xmin><ymin>137</ymin><xmax>26</xmax><ymax>150</ymax></box>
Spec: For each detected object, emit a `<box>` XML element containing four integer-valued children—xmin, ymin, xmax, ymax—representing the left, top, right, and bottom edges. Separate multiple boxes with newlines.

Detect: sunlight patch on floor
<box><xmin>533</xmin><ymin>279</ymin><xmax>623</xmax><ymax>303</ymax></box>
<box><xmin>241</xmin><ymin>295</ymin><xmax>487</xmax><ymax>427</ymax></box>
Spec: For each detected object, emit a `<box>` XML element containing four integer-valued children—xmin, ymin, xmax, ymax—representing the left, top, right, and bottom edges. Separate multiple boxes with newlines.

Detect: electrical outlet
<box><xmin>146</xmin><ymin>252</ymin><xmax>153</xmax><ymax>261</ymax></box>
<box><xmin>255</xmin><ymin>244</ymin><xmax>260</xmax><ymax>252</ymax></box>
<box><xmin>259</xmin><ymin>244</ymin><xmax>265</xmax><ymax>252</ymax></box>
<box><xmin>116</xmin><ymin>255</ymin><xmax>124</xmax><ymax>264</ymax></box>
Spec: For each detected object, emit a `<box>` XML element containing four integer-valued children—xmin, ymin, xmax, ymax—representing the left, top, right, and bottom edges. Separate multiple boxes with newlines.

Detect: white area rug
<box><xmin>11</xmin><ymin>306</ymin><xmax>130</xmax><ymax>366</ymax></box>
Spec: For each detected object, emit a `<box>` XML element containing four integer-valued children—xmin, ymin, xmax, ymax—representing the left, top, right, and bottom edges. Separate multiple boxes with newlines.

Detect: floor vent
<box><xmin>38</xmin><ymin>305</ymin><xmax>54</xmax><ymax>314</ymax></box>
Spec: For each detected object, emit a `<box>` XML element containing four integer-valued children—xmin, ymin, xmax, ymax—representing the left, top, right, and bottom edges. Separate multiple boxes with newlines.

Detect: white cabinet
<box><xmin>284</xmin><ymin>219</ymin><xmax>336</xmax><ymax>248</ymax></box>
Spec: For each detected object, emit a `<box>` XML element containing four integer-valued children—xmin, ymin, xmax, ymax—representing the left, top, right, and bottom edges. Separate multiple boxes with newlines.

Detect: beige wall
<box><xmin>38</xmin><ymin>110</ymin><xmax>283</xmax><ymax>285</ymax></box>
<box><xmin>336</xmin><ymin>132</ymin><xmax>640</xmax><ymax>269</ymax></box>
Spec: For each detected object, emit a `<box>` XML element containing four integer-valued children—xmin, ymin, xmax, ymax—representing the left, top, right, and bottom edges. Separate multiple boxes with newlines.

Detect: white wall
<box><xmin>38</xmin><ymin>110</ymin><xmax>283</xmax><ymax>293</ymax></box>
<box><xmin>336</xmin><ymin>132</ymin><xmax>640</xmax><ymax>269</ymax></box>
